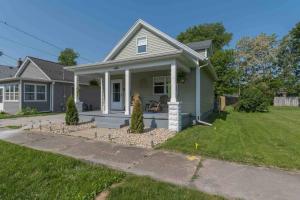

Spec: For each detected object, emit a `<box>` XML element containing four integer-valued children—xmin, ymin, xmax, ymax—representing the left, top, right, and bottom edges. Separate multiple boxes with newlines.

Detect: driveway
<box><xmin>1</xmin><ymin>130</ymin><xmax>300</xmax><ymax>200</ymax></box>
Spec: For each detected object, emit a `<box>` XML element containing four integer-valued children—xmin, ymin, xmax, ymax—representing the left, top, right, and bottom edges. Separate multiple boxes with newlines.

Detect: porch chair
<box><xmin>148</xmin><ymin>95</ymin><xmax>169</xmax><ymax>113</ymax></box>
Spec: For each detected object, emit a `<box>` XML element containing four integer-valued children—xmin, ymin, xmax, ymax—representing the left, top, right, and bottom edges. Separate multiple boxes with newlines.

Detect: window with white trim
<box><xmin>137</xmin><ymin>36</ymin><xmax>147</xmax><ymax>53</ymax></box>
<box><xmin>153</xmin><ymin>76</ymin><xmax>170</xmax><ymax>95</ymax></box>
<box><xmin>24</xmin><ymin>84</ymin><xmax>46</xmax><ymax>101</ymax></box>
<box><xmin>4</xmin><ymin>84</ymin><xmax>19</xmax><ymax>101</ymax></box>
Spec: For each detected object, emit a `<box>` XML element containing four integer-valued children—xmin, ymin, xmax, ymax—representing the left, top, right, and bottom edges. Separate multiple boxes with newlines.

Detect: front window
<box><xmin>24</xmin><ymin>84</ymin><xmax>46</xmax><ymax>101</ymax></box>
<box><xmin>153</xmin><ymin>76</ymin><xmax>170</xmax><ymax>95</ymax></box>
<box><xmin>137</xmin><ymin>37</ymin><xmax>147</xmax><ymax>53</ymax></box>
<box><xmin>4</xmin><ymin>84</ymin><xmax>19</xmax><ymax>101</ymax></box>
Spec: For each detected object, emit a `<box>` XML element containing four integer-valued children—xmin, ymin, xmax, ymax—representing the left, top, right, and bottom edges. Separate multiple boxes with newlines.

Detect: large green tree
<box><xmin>177</xmin><ymin>22</ymin><xmax>238</xmax><ymax>96</ymax></box>
<box><xmin>277</xmin><ymin>22</ymin><xmax>300</xmax><ymax>95</ymax></box>
<box><xmin>58</xmin><ymin>48</ymin><xmax>79</xmax><ymax>66</ymax></box>
<box><xmin>177</xmin><ymin>22</ymin><xmax>232</xmax><ymax>51</ymax></box>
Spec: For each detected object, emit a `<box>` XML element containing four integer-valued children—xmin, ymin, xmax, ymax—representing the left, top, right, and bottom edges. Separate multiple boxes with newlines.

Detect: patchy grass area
<box><xmin>0</xmin><ymin>112</ymin><xmax>59</xmax><ymax>119</ymax></box>
<box><xmin>0</xmin><ymin>141</ymin><xmax>223</xmax><ymax>200</ymax></box>
<box><xmin>5</xmin><ymin>125</ymin><xmax>22</xmax><ymax>129</ymax></box>
<box><xmin>108</xmin><ymin>176</ymin><xmax>224</xmax><ymax>200</ymax></box>
<box><xmin>160</xmin><ymin>107</ymin><xmax>300</xmax><ymax>170</ymax></box>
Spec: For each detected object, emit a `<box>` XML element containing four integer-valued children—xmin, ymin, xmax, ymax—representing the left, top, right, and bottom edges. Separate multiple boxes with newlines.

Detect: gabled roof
<box><xmin>104</xmin><ymin>19</ymin><xmax>206</xmax><ymax>61</ymax></box>
<box><xmin>15</xmin><ymin>57</ymin><xmax>73</xmax><ymax>81</ymax></box>
<box><xmin>187</xmin><ymin>40</ymin><xmax>212</xmax><ymax>51</ymax></box>
<box><xmin>0</xmin><ymin>65</ymin><xmax>18</xmax><ymax>79</ymax></box>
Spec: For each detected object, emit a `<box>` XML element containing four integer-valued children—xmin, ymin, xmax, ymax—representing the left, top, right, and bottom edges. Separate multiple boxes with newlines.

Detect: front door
<box><xmin>111</xmin><ymin>79</ymin><xmax>123</xmax><ymax>110</ymax></box>
<box><xmin>0</xmin><ymin>87</ymin><xmax>4</xmax><ymax>112</ymax></box>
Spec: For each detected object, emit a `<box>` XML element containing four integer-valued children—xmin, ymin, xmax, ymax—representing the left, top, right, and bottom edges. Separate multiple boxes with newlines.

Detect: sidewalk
<box><xmin>1</xmin><ymin>130</ymin><xmax>300</xmax><ymax>200</ymax></box>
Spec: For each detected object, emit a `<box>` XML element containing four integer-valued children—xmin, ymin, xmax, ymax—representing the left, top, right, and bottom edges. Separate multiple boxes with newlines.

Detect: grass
<box><xmin>0</xmin><ymin>112</ymin><xmax>60</xmax><ymax>119</ymax></box>
<box><xmin>108</xmin><ymin>176</ymin><xmax>224</xmax><ymax>200</ymax></box>
<box><xmin>5</xmin><ymin>125</ymin><xmax>22</xmax><ymax>129</ymax></box>
<box><xmin>0</xmin><ymin>140</ymin><xmax>223</xmax><ymax>200</ymax></box>
<box><xmin>160</xmin><ymin>106</ymin><xmax>300</xmax><ymax>170</ymax></box>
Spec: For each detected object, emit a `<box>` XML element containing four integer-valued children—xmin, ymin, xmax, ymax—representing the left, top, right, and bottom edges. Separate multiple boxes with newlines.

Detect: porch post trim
<box><xmin>196</xmin><ymin>66</ymin><xmax>201</xmax><ymax>120</ymax></box>
<box><xmin>74</xmin><ymin>74</ymin><xmax>79</xmax><ymax>103</ymax></box>
<box><xmin>100</xmin><ymin>77</ymin><xmax>104</xmax><ymax>112</ymax></box>
<box><xmin>125</xmin><ymin>69</ymin><xmax>131</xmax><ymax>115</ymax></box>
<box><xmin>104</xmin><ymin>71</ymin><xmax>110</xmax><ymax>114</ymax></box>
<box><xmin>170</xmin><ymin>61</ymin><xmax>177</xmax><ymax>103</ymax></box>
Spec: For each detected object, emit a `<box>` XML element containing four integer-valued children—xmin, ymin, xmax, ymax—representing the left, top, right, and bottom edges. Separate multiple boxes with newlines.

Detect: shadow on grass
<box><xmin>205</xmin><ymin>111</ymin><xmax>229</xmax><ymax>124</ymax></box>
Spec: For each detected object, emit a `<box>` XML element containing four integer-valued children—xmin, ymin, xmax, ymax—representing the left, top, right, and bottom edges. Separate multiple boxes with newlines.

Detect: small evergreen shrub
<box><xmin>236</xmin><ymin>87</ymin><xmax>269</xmax><ymax>112</ymax></box>
<box><xmin>130</xmin><ymin>94</ymin><xmax>144</xmax><ymax>133</ymax></box>
<box><xmin>65</xmin><ymin>96</ymin><xmax>79</xmax><ymax>125</ymax></box>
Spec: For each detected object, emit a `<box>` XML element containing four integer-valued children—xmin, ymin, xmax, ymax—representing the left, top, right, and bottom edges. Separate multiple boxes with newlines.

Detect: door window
<box><xmin>113</xmin><ymin>83</ymin><xmax>120</xmax><ymax>102</ymax></box>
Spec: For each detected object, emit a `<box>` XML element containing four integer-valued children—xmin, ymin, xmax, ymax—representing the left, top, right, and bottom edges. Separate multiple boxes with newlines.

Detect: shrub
<box><xmin>17</xmin><ymin>107</ymin><xmax>38</xmax><ymax>115</ymax></box>
<box><xmin>65</xmin><ymin>96</ymin><xmax>79</xmax><ymax>125</ymax></box>
<box><xmin>130</xmin><ymin>94</ymin><xmax>144</xmax><ymax>133</ymax></box>
<box><xmin>236</xmin><ymin>87</ymin><xmax>269</xmax><ymax>112</ymax></box>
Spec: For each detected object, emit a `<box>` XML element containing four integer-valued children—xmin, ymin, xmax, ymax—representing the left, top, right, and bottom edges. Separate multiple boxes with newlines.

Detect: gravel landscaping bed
<box><xmin>30</xmin><ymin>122</ymin><xmax>174</xmax><ymax>148</ymax></box>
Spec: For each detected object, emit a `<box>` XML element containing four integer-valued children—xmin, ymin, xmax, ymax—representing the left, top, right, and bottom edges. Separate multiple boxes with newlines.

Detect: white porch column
<box><xmin>168</xmin><ymin>61</ymin><xmax>182</xmax><ymax>132</ymax></box>
<box><xmin>74</xmin><ymin>74</ymin><xmax>79</xmax><ymax>103</ymax></box>
<box><xmin>125</xmin><ymin>69</ymin><xmax>131</xmax><ymax>115</ymax></box>
<box><xmin>196</xmin><ymin>66</ymin><xmax>201</xmax><ymax>120</ymax></box>
<box><xmin>74</xmin><ymin>74</ymin><xmax>83</xmax><ymax>112</ymax></box>
<box><xmin>170</xmin><ymin>61</ymin><xmax>177</xmax><ymax>102</ymax></box>
<box><xmin>100</xmin><ymin>77</ymin><xmax>104</xmax><ymax>112</ymax></box>
<box><xmin>104</xmin><ymin>71</ymin><xmax>110</xmax><ymax>114</ymax></box>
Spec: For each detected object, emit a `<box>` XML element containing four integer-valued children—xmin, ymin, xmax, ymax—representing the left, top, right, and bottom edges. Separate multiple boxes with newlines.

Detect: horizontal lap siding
<box><xmin>200</xmin><ymin>69</ymin><xmax>214</xmax><ymax>119</ymax></box>
<box><xmin>19</xmin><ymin>62</ymin><xmax>49</xmax><ymax>80</ymax></box>
<box><xmin>112</xmin><ymin>27</ymin><xmax>178</xmax><ymax>60</ymax></box>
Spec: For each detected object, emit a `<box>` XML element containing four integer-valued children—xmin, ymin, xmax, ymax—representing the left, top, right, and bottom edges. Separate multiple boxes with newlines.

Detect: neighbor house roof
<box><xmin>187</xmin><ymin>40</ymin><xmax>212</xmax><ymax>51</ymax></box>
<box><xmin>0</xmin><ymin>65</ymin><xmax>18</xmax><ymax>79</ymax></box>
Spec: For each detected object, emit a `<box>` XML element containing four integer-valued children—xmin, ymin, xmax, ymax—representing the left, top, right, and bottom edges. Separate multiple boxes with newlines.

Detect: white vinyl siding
<box><xmin>112</xmin><ymin>27</ymin><xmax>178</xmax><ymax>60</ymax></box>
<box><xmin>24</xmin><ymin>83</ymin><xmax>47</xmax><ymax>102</ymax></box>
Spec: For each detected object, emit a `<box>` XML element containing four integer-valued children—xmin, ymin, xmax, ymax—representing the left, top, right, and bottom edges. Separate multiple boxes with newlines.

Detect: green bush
<box><xmin>236</xmin><ymin>87</ymin><xmax>269</xmax><ymax>112</ymax></box>
<box><xmin>65</xmin><ymin>96</ymin><xmax>79</xmax><ymax>125</ymax></box>
<box><xmin>130</xmin><ymin>94</ymin><xmax>144</xmax><ymax>133</ymax></box>
<box><xmin>17</xmin><ymin>107</ymin><xmax>38</xmax><ymax>115</ymax></box>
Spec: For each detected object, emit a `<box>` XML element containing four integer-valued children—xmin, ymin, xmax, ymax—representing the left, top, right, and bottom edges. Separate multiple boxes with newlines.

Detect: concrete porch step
<box><xmin>95</xmin><ymin>121</ymin><xmax>128</xmax><ymax>129</ymax></box>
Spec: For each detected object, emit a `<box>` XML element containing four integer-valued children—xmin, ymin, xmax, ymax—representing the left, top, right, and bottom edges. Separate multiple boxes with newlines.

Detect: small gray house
<box><xmin>66</xmin><ymin>19</ymin><xmax>217</xmax><ymax>131</ymax></box>
<box><xmin>0</xmin><ymin>56</ymin><xmax>100</xmax><ymax>114</ymax></box>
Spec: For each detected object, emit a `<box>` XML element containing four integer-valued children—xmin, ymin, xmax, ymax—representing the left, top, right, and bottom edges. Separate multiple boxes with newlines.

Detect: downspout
<box><xmin>196</xmin><ymin>61</ymin><xmax>212</xmax><ymax>126</ymax></box>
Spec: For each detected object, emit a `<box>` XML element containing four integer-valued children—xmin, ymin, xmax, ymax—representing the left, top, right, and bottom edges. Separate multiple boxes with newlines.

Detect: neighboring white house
<box><xmin>65</xmin><ymin>19</ymin><xmax>217</xmax><ymax>132</ymax></box>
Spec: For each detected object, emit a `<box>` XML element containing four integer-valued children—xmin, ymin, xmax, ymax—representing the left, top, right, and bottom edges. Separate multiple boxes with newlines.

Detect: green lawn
<box><xmin>160</xmin><ymin>107</ymin><xmax>300</xmax><ymax>170</ymax></box>
<box><xmin>0</xmin><ymin>140</ymin><xmax>223</xmax><ymax>200</ymax></box>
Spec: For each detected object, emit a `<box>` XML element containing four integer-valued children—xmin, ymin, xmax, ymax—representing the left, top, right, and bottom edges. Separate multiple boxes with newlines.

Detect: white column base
<box><xmin>168</xmin><ymin>102</ymin><xmax>182</xmax><ymax>132</ymax></box>
<box><xmin>75</xmin><ymin>102</ymin><xmax>83</xmax><ymax>112</ymax></box>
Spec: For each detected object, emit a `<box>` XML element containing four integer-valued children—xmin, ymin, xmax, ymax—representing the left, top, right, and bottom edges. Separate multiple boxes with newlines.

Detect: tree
<box><xmin>235</xmin><ymin>33</ymin><xmax>278</xmax><ymax>84</ymax></box>
<box><xmin>65</xmin><ymin>96</ymin><xmax>79</xmax><ymax>125</ymax></box>
<box><xmin>211</xmin><ymin>49</ymin><xmax>238</xmax><ymax>96</ymax></box>
<box><xmin>130</xmin><ymin>94</ymin><xmax>144</xmax><ymax>133</ymax></box>
<box><xmin>177</xmin><ymin>22</ymin><xmax>232</xmax><ymax>51</ymax></box>
<box><xmin>177</xmin><ymin>22</ymin><xmax>238</xmax><ymax>96</ymax></box>
<box><xmin>277</xmin><ymin>22</ymin><xmax>300</xmax><ymax>95</ymax></box>
<box><xmin>58</xmin><ymin>48</ymin><xmax>79</xmax><ymax>66</ymax></box>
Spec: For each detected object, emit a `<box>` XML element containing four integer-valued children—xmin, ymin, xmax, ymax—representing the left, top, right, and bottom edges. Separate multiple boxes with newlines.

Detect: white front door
<box><xmin>0</xmin><ymin>87</ymin><xmax>4</xmax><ymax>112</ymax></box>
<box><xmin>111</xmin><ymin>79</ymin><xmax>123</xmax><ymax>110</ymax></box>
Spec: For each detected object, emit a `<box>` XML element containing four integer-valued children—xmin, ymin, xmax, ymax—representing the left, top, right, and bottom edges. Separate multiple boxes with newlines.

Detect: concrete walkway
<box><xmin>1</xmin><ymin>130</ymin><xmax>300</xmax><ymax>200</ymax></box>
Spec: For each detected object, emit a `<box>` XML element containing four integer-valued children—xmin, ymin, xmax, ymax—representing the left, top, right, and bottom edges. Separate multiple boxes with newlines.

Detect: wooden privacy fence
<box><xmin>273</xmin><ymin>97</ymin><xmax>299</xmax><ymax>107</ymax></box>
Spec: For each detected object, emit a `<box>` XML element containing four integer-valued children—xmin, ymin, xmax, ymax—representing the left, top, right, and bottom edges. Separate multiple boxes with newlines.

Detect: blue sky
<box><xmin>0</xmin><ymin>0</ymin><xmax>299</xmax><ymax>66</ymax></box>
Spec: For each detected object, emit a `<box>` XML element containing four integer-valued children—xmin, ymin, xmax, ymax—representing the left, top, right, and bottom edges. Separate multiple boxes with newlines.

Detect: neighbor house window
<box><xmin>24</xmin><ymin>84</ymin><xmax>46</xmax><ymax>101</ymax></box>
<box><xmin>137</xmin><ymin>36</ymin><xmax>147</xmax><ymax>53</ymax></box>
<box><xmin>4</xmin><ymin>84</ymin><xmax>19</xmax><ymax>101</ymax></box>
<box><xmin>153</xmin><ymin>76</ymin><xmax>170</xmax><ymax>95</ymax></box>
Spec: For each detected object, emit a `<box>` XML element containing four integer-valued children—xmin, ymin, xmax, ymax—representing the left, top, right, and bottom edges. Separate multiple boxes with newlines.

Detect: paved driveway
<box><xmin>1</xmin><ymin>130</ymin><xmax>300</xmax><ymax>200</ymax></box>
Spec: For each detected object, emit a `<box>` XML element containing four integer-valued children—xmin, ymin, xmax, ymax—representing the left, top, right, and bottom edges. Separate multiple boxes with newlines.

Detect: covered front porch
<box><xmin>69</xmin><ymin>53</ymin><xmax>200</xmax><ymax>131</ymax></box>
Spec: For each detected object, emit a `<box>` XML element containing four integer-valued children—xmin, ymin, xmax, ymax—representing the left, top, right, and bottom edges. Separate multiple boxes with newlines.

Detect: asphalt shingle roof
<box><xmin>186</xmin><ymin>40</ymin><xmax>212</xmax><ymax>51</ymax></box>
<box><xmin>0</xmin><ymin>65</ymin><xmax>18</xmax><ymax>79</ymax></box>
<box><xmin>28</xmin><ymin>57</ymin><xmax>74</xmax><ymax>81</ymax></box>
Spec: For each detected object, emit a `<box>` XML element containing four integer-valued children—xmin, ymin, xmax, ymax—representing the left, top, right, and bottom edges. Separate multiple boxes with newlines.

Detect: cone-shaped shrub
<box><xmin>130</xmin><ymin>94</ymin><xmax>144</xmax><ymax>133</ymax></box>
<box><xmin>65</xmin><ymin>96</ymin><xmax>79</xmax><ymax>125</ymax></box>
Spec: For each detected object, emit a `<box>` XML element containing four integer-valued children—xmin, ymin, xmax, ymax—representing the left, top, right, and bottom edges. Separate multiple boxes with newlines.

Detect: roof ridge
<box><xmin>28</xmin><ymin>56</ymin><xmax>65</xmax><ymax>66</ymax></box>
